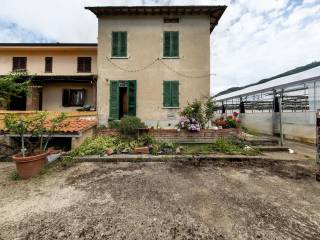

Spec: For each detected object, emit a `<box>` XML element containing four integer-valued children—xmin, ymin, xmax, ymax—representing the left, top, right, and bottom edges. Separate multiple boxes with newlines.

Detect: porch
<box><xmin>8</xmin><ymin>75</ymin><xmax>97</xmax><ymax>112</ymax></box>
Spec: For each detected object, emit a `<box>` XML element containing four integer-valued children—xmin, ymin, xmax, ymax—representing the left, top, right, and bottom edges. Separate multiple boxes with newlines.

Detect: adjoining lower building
<box><xmin>0</xmin><ymin>43</ymin><xmax>97</xmax><ymax>112</ymax></box>
<box><xmin>215</xmin><ymin>64</ymin><xmax>320</xmax><ymax>143</ymax></box>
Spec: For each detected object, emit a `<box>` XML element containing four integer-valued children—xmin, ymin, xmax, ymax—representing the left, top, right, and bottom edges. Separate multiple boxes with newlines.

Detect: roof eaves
<box><xmin>0</xmin><ymin>43</ymin><xmax>97</xmax><ymax>47</ymax></box>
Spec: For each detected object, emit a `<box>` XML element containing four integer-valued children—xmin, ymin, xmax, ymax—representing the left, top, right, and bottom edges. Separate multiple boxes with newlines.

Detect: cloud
<box><xmin>0</xmin><ymin>0</ymin><xmax>319</xmax><ymax>95</ymax></box>
<box><xmin>211</xmin><ymin>0</ymin><xmax>320</xmax><ymax>94</ymax></box>
<box><xmin>0</xmin><ymin>0</ymin><xmax>97</xmax><ymax>42</ymax></box>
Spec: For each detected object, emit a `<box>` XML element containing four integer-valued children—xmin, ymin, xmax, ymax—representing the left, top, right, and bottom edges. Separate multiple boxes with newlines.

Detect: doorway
<box><xmin>119</xmin><ymin>84</ymin><xmax>128</xmax><ymax>118</ymax></box>
<box><xmin>109</xmin><ymin>80</ymin><xmax>136</xmax><ymax>120</ymax></box>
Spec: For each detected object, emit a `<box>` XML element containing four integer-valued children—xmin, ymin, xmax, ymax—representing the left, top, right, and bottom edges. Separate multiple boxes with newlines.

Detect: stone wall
<box><xmin>98</xmin><ymin>128</ymin><xmax>239</xmax><ymax>143</ymax></box>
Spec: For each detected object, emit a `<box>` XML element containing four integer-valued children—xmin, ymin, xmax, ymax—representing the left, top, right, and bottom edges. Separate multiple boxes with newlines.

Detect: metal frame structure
<box><xmin>215</xmin><ymin>66</ymin><xmax>320</xmax><ymax>154</ymax></box>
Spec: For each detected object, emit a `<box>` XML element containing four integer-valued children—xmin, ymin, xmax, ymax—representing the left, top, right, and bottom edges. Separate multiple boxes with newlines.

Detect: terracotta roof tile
<box><xmin>0</xmin><ymin>119</ymin><xmax>97</xmax><ymax>134</ymax></box>
<box><xmin>53</xmin><ymin>120</ymin><xmax>97</xmax><ymax>133</ymax></box>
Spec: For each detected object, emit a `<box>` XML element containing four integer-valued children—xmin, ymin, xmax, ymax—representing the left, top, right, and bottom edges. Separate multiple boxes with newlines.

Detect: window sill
<box><xmin>62</xmin><ymin>106</ymin><xmax>84</xmax><ymax>108</ymax></box>
<box><xmin>162</xmin><ymin>107</ymin><xmax>180</xmax><ymax>109</ymax></box>
<box><xmin>162</xmin><ymin>57</ymin><xmax>180</xmax><ymax>59</ymax></box>
<box><xmin>109</xmin><ymin>57</ymin><xmax>129</xmax><ymax>59</ymax></box>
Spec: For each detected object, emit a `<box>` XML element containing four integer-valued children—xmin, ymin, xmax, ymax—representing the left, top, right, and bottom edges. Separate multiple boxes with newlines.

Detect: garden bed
<box><xmin>58</xmin><ymin>133</ymin><xmax>262</xmax><ymax>167</ymax></box>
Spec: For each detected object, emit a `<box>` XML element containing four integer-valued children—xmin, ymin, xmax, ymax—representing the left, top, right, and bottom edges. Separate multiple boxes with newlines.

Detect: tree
<box><xmin>4</xmin><ymin>112</ymin><xmax>67</xmax><ymax>157</ymax></box>
<box><xmin>0</xmin><ymin>72</ymin><xmax>31</xmax><ymax>108</ymax></box>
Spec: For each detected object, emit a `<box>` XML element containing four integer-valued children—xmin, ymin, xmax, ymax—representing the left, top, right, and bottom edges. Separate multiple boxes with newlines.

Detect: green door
<box><xmin>127</xmin><ymin>80</ymin><xmax>137</xmax><ymax>116</ymax></box>
<box><xmin>109</xmin><ymin>80</ymin><xmax>136</xmax><ymax>120</ymax></box>
<box><xmin>109</xmin><ymin>80</ymin><xmax>120</xmax><ymax>120</ymax></box>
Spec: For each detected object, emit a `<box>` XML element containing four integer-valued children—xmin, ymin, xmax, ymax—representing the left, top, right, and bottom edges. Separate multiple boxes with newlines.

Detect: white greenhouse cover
<box><xmin>216</xmin><ymin>66</ymin><xmax>320</xmax><ymax>101</ymax></box>
<box><xmin>85</xmin><ymin>0</ymin><xmax>229</xmax><ymax>7</ymax></box>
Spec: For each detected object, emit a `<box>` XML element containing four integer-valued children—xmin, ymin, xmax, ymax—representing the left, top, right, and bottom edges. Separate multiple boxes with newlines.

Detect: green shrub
<box><xmin>71</xmin><ymin>136</ymin><xmax>118</xmax><ymax>157</ymax></box>
<box><xmin>225</xmin><ymin>118</ymin><xmax>238</xmax><ymax>128</ymax></box>
<box><xmin>108</xmin><ymin>120</ymin><xmax>121</xmax><ymax>129</ymax></box>
<box><xmin>180</xmin><ymin>96</ymin><xmax>215</xmax><ymax>129</ymax></box>
<box><xmin>138</xmin><ymin>134</ymin><xmax>156</xmax><ymax>146</ymax></box>
<box><xmin>119</xmin><ymin>116</ymin><xmax>146</xmax><ymax>136</ymax></box>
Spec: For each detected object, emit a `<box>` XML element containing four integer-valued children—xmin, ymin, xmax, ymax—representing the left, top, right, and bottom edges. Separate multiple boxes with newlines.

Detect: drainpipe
<box><xmin>279</xmin><ymin>89</ymin><xmax>284</xmax><ymax>146</ymax></box>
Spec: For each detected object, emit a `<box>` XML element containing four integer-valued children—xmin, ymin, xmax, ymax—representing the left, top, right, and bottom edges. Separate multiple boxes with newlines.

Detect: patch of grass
<box><xmin>9</xmin><ymin>171</ymin><xmax>20</xmax><ymax>181</ymax></box>
<box><xmin>180</xmin><ymin>144</ymin><xmax>213</xmax><ymax>154</ymax></box>
<box><xmin>212</xmin><ymin>137</ymin><xmax>261</xmax><ymax>156</ymax></box>
<box><xmin>241</xmin><ymin>126</ymin><xmax>261</xmax><ymax>136</ymax></box>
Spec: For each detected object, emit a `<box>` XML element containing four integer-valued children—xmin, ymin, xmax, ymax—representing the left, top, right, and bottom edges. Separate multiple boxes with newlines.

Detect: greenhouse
<box><xmin>215</xmin><ymin>65</ymin><xmax>320</xmax><ymax>143</ymax></box>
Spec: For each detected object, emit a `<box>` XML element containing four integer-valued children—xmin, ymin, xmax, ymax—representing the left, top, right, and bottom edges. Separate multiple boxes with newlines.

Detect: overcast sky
<box><xmin>0</xmin><ymin>0</ymin><xmax>319</xmax><ymax>94</ymax></box>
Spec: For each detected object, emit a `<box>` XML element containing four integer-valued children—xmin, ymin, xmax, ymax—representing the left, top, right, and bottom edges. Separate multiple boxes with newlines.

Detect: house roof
<box><xmin>0</xmin><ymin>43</ymin><xmax>97</xmax><ymax>51</ymax></box>
<box><xmin>32</xmin><ymin>75</ymin><xmax>97</xmax><ymax>84</ymax></box>
<box><xmin>85</xmin><ymin>5</ymin><xmax>227</xmax><ymax>32</ymax></box>
<box><xmin>1</xmin><ymin>119</ymin><xmax>97</xmax><ymax>136</ymax></box>
<box><xmin>54</xmin><ymin>119</ymin><xmax>97</xmax><ymax>134</ymax></box>
<box><xmin>0</xmin><ymin>43</ymin><xmax>97</xmax><ymax>47</ymax></box>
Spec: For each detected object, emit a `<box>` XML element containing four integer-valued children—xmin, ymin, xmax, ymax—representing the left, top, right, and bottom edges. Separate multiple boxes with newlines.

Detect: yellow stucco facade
<box><xmin>96</xmin><ymin>15</ymin><xmax>211</xmax><ymax>127</ymax></box>
<box><xmin>0</xmin><ymin>45</ymin><xmax>97</xmax><ymax>112</ymax></box>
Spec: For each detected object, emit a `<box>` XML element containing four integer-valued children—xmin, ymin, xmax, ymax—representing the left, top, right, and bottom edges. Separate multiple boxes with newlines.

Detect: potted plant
<box><xmin>4</xmin><ymin>112</ymin><xmax>67</xmax><ymax>179</ymax></box>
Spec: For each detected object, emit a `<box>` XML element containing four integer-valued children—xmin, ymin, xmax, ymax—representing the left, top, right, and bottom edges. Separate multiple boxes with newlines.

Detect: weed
<box><xmin>9</xmin><ymin>171</ymin><xmax>20</xmax><ymax>181</ymax></box>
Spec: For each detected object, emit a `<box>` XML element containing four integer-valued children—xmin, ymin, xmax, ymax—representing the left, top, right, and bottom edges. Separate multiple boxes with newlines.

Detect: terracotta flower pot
<box><xmin>12</xmin><ymin>151</ymin><xmax>49</xmax><ymax>179</ymax></box>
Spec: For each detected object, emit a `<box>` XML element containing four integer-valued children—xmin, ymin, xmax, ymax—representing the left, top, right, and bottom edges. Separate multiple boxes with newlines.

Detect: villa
<box><xmin>0</xmin><ymin>5</ymin><xmax>226</xmax><ymax>127</ymax></box>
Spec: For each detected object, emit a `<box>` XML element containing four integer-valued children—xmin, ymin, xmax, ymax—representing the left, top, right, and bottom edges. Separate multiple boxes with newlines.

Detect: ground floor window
<box><xmin>163</xmin><ymin>80</ymin><xmax>179</xmax><ymax>107</ymax></box>
<box><xmin>62</xmin><ymin>89</ymin><xmax>85</xmax><ymax>107</ymax></box>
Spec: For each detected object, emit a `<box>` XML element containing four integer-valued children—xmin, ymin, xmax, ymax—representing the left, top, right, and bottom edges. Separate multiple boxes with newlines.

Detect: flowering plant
<box><xmin>177</xmin><ymin>117</ymin><xmax>201</xmax><ymax>132</ymax></box>
<box><xmin>213</xmin><ymin>112</ymin><xmax>240</xmax><ymax>129</ymax></box>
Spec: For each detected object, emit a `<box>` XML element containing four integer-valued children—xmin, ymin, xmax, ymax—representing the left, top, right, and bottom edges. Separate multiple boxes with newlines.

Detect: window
<box><xmin>62</xmin><ymin>89</ymin><xmax>85</xmax><ymax>107</ymax></box>
<box><xmin>77</xmin><ymin>57</ymin><xmax>91</xmax><ymax>73</ymax></box>
<box><xmin>163</xmin><ymin>31</ymin><xmax>179</xmax><ymax>58</ymax></box>
<box><xmin>112</xmin><ymin>31</ymin><xmax>127</xmax><ymax>57</ymax></box>
<box><xmin>163</xmin><ymin>81</ymin><xmax>179</xmax><ymax>107</ymax></box>
<box><xmin>12</xmin><ymin>57</ymin><xmax>27</xmax><ymax>71</ymax></box>
<box><xmin>164</xmin><ymin>17</ymin><xmax>179</xmax><ymax>23</ymax></box>
<box><xmin>45</xmin><ymin>57</ymin><xmax>53</xmax><ymax>73</ymax></box>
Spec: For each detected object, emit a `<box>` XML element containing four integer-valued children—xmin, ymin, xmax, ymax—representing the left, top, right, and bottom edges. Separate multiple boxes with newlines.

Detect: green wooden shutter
<box><xmin>127</xmin><ymin>80</ymin><xmax>137</xmax><ymax>116</ymax></box>
<box><xmin>112</xmin><ymin>32</ymin><xmax>119</xmax><ymax>57</ymax></box>
<box><xmin>163</xmin><ymin>81</ymin><xmax>172</xmax><ymax>107</ymax></box>
<box><xmin>163</xmin><ymin>32</ymin><xmax>171</xmax><ymax>57</ymax></box>
<box><xmin>171</xmin><ymin>81</ymin><xmax>179</xmax><ymax>107</ymax></box>
<box><xmin>120</xmin><ymin>32</ymin><xmax>127</xmax><ymax>57</ymax></box>
<box><xmin>109</xmin><ymin>81</ymin><xmax>120</xmax><ymax>120</ymax></box>
<box><xmin>164</xmin><ymin>32</ymin><xmax>179</xmax><ymax>57</ymax></box>
<box><xmin>171</xmin><ymin>32</ymin><xmax>179</xmax><ymax>57</ymax></box>
<box><xmin>112</xmin><ymin>32</ymin><xmax>127</xmax><ymax>57</ymax></box>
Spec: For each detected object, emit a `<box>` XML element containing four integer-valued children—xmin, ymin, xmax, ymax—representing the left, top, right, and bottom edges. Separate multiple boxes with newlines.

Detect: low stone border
<box><xmin>75</xmin><ymin>154</ymin><xmax>297</xmax><ymax>163</ymax></box>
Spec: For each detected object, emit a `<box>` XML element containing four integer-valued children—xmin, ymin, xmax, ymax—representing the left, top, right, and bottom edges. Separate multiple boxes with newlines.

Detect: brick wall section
<box><xmin>97</xmin><ymin>128</ymin><xmax>239</xmax><ymax>143</ymax></box>
<box><xmin>97</xmin><ymin>129</ymin><xmax>120</xmax><ymax>137</ymax></box>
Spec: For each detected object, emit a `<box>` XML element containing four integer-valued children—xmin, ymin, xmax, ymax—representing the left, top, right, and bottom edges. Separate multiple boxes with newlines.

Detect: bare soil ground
<box><xmin>1</xmin><ymin>147</ymin><xmax>320</xmax><ymax>239</ymax></box>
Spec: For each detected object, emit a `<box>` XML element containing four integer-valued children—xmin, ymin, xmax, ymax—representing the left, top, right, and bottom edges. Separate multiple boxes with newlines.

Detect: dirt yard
<box><xmin>1</xmin><ymin>152</ymin><xmax>320</xmax><ymax>240</ymax></box>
